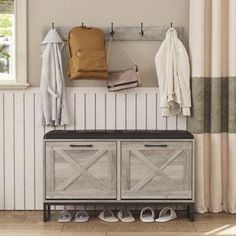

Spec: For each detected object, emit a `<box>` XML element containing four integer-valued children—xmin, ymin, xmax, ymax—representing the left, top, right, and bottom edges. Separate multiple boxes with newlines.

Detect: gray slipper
<box><xmin>57</xmin><ymin>210</ymin><xmax>73</xmax><ymax>223</ymax></box>
<box><xmin>74</xmin><ymin>211</ymin><xmax>90</xmax><ymax>223</ymax></box>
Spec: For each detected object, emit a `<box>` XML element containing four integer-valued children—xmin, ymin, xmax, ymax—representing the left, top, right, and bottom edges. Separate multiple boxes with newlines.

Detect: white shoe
<box><xmin>117</xmin><ymin>209</ymin><xmax>135</xmax><ymax>223</ymax></box>
<box><xmin>155</xmin><ymin>207</ymin><xmax>177</xmax><ymax>223</ymax></box>
<box><xmin>140</xmin><ymin>207</ymin><xmax>155</xmax><ymax>223</ymax></box>
<box><xmin>98</xmin><ymin>210</ymin><xmax>119</xmax><ymax>223</ymax></box>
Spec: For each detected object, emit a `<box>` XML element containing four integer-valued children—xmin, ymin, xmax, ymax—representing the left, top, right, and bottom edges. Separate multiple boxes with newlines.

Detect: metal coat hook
<box><xmin>170</xmin><ymin>22</ymin><xmax>173</xmax><ymax>28</ymax></box>
<box><xmin>51</xmin><ymin>22</ymin><xmax>55</xmax><ymax>29</ymax></box>
<box><xmin>110</xmin><ymin>22</ymin><xmax>114</xmax><ymax>36</ymax></box>
<box><xmin>139</xmin><ymin>22</ymin><xmax>144</xmax><ymax>36</ymax></box>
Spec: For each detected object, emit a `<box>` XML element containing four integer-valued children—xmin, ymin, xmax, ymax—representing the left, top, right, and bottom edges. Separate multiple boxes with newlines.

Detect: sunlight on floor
<box><xmin>205</xmin><ymin>225</ymin><xmax>236</xmax><ymax>235</ymax></box>
<box><xmin>217</xmin><ymin>225</ymin><xmax>236</xmax><ymax>235</ymax></box>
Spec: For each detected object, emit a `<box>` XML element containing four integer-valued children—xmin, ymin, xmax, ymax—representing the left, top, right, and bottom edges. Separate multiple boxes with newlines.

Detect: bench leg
<box><xmin>43</xmin><ymin>203</ymin><xmax>51</xmax><ymax>222</ymax></box>
<box><xmin>47</xmin><ymin>204</ymin><xmax>51</xmax><ymax>216</ymax></box>
<box><xmin>187</xmin><ymin>204</ymin><xmax>195</xmax><ymax>222</ymax></box>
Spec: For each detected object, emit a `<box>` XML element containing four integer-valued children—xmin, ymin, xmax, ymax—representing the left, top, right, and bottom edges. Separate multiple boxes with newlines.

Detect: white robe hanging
<box><xmin>38</xmin><ymin>29</ymin><xmax>69</xmax><ymax>126</ymax></box>
<box><xmin>155</xmin><ymin>28</ymin><xmax>191</xmax><ymax>117</ymax></box>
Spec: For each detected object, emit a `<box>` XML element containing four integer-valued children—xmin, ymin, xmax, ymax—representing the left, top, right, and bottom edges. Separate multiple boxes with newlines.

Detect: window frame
<box><xmin>0</xmin><ymin>0</ymin><xmax>29</xmax><ymax>89</ymax></box>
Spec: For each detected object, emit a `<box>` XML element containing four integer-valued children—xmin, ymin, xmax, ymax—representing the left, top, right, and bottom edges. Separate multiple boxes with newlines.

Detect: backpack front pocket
<box><xmin>73</xmin><ymin>49</ymin><xmax>107</xmax><ymax>72</ymax></box>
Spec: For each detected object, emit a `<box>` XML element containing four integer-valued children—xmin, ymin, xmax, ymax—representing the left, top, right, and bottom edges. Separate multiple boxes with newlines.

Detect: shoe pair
<box><xmin>57</xmin><ymin>210</ymin><xmax>90</xmax><ymax>223</ymax></box>
<box><xmin>140</xmin><ymin>207</ymin><xmax>177</xmax><ymax>223</ymax></box>
<box><xmin>98</xmin><ymin>209</ymin><xmax>135</xmax><ymax>223</ymax></box>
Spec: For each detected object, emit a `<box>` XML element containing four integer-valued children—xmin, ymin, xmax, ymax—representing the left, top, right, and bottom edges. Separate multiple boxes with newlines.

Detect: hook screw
<box><xmin>110</xmin><ymin>22</ymin><xmax>114</xmax><ymax>36</ymax></box>
<box><xmin>140</xmin><ymin>22</ymin><xmax>144</xmax><ymax>36</ymax></box>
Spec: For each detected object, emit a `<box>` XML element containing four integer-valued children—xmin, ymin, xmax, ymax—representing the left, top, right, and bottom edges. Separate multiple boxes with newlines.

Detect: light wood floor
<box><xmin>0</xmin><ymin>211</ymin><xmax>236</xmax><ymax>236</ymax></box>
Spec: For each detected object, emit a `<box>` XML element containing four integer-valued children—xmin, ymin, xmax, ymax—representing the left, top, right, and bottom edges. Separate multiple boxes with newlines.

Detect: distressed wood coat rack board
<box><xmin>43</xmin><ymin>25</ymin><xmax>184</xmax><ymax>41</ymax></box>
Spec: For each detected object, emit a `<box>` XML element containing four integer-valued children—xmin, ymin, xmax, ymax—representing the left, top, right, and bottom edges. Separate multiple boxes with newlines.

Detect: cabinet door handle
<box><xmin>144</xmin><ymin>144</ymin><xmax>168</xmax><ymax>148</ymax></box>
<box><xmin>70</xmin><ymin>144</ymin><xmax>93</xmax><ymax>148</ymax></box>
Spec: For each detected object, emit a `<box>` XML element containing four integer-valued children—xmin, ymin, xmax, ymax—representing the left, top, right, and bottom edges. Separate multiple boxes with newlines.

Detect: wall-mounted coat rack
<box><xmin>43</xmin><ymin>24</ymin><xmax>184</xmax><ymax>41</ymax></box>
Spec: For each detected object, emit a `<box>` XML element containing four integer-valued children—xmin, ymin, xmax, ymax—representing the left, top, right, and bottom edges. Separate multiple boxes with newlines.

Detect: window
<box><xmin>0</xmin><ymin>0</ymin><xmax>28</xmax><ymax>89</ymax></box>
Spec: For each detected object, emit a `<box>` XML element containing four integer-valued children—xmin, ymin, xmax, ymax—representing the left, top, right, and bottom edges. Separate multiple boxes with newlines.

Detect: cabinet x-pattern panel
<box><xmin>46</xmin><ymin>142</ymin><xmax>117</xmax><ymax>200</ymax></box>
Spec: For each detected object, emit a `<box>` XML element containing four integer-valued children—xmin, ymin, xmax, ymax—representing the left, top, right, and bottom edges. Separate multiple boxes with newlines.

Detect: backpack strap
<box><xmin>67</xmin><ymin>30</ymin><xmax>73</xmax><ymax>57</ymax></box>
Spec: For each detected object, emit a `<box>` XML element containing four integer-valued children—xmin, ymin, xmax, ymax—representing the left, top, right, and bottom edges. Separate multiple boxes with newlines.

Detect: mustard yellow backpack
<box><xmin>68</xmin><ymin>26</ymin><xmax>108</xmax><ymax>80</ymax></box>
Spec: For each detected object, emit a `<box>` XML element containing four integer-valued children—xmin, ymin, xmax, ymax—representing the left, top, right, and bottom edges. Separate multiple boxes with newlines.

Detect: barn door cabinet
<box><xmin>44</xmin><ymin>130</ymin><xmax>194</xmax><ymax>222</ymax></box>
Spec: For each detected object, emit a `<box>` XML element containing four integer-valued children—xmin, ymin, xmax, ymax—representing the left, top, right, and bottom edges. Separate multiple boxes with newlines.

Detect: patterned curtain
<box><xmin>188</xmin><ymin>0</ymin><xmax>236</xmax><ymax>213</ymax></box>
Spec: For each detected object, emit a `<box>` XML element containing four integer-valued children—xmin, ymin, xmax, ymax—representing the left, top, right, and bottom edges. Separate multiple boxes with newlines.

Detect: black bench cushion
<box><xmin>44</xmin><ymin>130</ymin><xmax>194</xmax><ymax>140</ymax></box>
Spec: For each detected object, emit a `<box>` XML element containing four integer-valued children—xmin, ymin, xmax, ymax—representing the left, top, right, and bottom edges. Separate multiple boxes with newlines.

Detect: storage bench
<box><xmin>43</xmin><ymin>130</ymin><xmax>194</xmax><ymax>222</ymax></box>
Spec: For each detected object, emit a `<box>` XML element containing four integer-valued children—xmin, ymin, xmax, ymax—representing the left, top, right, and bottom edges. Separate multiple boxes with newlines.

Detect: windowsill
<box><xmin>0</xmin><ymin>81</ymin><xmax>30</xmax><ymax>89</ymax></box>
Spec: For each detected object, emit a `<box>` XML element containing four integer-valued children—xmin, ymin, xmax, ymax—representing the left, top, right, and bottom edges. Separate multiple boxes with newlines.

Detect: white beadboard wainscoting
<box><xmin>0</xmin><ymin>87</ymin><xmax>187</xmax><ymax>210</ymax></box>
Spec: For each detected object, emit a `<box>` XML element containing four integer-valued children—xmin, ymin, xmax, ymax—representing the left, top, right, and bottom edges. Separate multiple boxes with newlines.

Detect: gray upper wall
<box><xmin>28</xmin><ymin>0</ymin><xmax>189</xmax><ymax>87</ymax></box>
